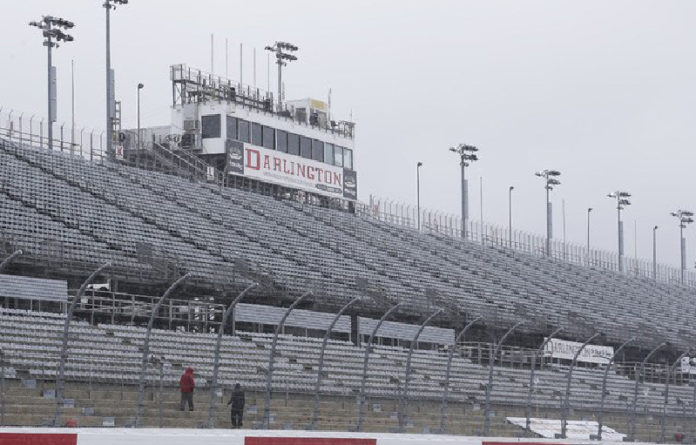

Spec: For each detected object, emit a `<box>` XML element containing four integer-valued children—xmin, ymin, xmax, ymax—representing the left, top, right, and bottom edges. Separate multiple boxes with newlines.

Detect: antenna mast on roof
<box><xmin>265</xmin><ymin>41</ymin><xmax>298</xmax><ymax>110</ymax></box>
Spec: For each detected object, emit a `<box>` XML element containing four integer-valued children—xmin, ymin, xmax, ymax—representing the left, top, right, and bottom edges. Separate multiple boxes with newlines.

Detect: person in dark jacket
<box><xmin>179</xmin><ymin>367</ymin><xmax>195</xmax><ymax>411</ymax></box>
<box><xmin>227</xmin><ymin>383</ymin><xmax>245</xmax><ymax>428</ymax></box>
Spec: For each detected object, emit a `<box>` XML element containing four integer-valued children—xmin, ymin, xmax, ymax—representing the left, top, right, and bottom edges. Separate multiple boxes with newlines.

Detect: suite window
<box><xmin>312</xmin><ymin>140</ymin><xmax>324</xmax><ymax>162</ymax></box>
<box><xmin>300</xmin><ymin>136</ymin><xmax>312</xmax><ymax>159</ymax></box>
<box><xmin>201</xmin><ymin>114</ymin><xmax>221</xmax><ymax>139</ymax></box>
<box><xmin>251</xmin><ymin>122</ymin><xmax>263</xmax><ymax>146</ymax></box>
<box><xmin>324</xmin><ymin>143</ymin><xmax>334</xmax><ymax>166</ymax></box>
<box><xmin>343</xmin><ymin>148</ymin><xmax>353</xmax><ymax>170</ymax></box>
<box><xmin>238</xmin><ymin>119</ymin><xmax>250</xmax><ymax>143</ymax></box>
<box><xmin>226</xmin><ymin>116</ymin><xmax>238</xmax><ymax>141</ymax></box>
<box><xmin>334</xmin><ymin>146</ymin><xmax>344</xmax><ymax>167</ymax></box>
<box><xmin>288</xmin><ymin>133</ymin><xmax>300</xmax><ymax>155</ymax></box>
<box><xmin>262</xmin><ymin>126</ymin><xmax>275</xmax><ymax>149</ymax></box>
<box><xmin>277</xmin><ymin>130</ymin><xmax>288</xmax><ymax>153</ymax></box>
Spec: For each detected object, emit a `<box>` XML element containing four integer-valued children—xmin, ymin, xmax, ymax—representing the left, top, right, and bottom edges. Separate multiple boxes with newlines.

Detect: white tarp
<box><xmin>543</xmin><ymin>338</ymin><xmax>614</xmax><ymax>364</ymax></box>
<box><xmin>507</xmin><ymin>417</ymin><xmax>626</xmax><ymax>441</ymax></box>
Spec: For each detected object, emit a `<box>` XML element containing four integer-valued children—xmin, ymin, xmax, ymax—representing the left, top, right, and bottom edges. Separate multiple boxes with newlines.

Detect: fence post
<box><xmin>596</xmin><ymin>337</ymin><xmax>635</xmax><ymax>440</ymax></box>
<box><xmin>560</xmin><ymin>332</ymin><xmax>602</xmax><ymax>438</ymax></box>
<box><xmin>525</xmin><ymin>327</ymin><xmax>563</xmax><ymax>433</ymax></box>
<box><xmin>440</xmin><ymin>316</ymin><xmax>482</xmax><ymax>434</ymax></box>
<box><xmin>483</xmin><ymin>321</ymin><xmax>525</xmax><ymax>436</ymax></box>
<box><xmin>135</xmin><ymin>273</ymin><xmax>193</xmax><ymax>427</ymax></box>
<box><xmin>262</xmin><ymin>291</ymin><xmax>312</xmax><ymax>429</ymax></box>
<box><xmin>357</xmin><ymin>303</ymin><xmax>402</xmax><ymax>432</ymax></box>
<box><xmin>208</xmin><ymin>283</ymin><xmax>258</xmax><ymax>428</ymax></box>
<box><xmin>398</xmin><ymin>309</ymin><xmax>442</xmax><ymax>432</ymax></box>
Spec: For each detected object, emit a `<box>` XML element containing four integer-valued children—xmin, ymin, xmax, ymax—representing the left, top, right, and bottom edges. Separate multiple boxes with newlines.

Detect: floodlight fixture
<box><xmin>672</xmin><ymin>209</ymin><xmax>694</xmax><ymax>284</ymax></box>
<box><xmin>266</xmin><ymin>40</ymin><xmax>299</xmax><ymax>108</ymax></box>
<box><xmin>535</xmin><ymin>169</ymin><xmax>562</xmax><ymax>256</ymax></box>
<box><xmin>449</xmin><ymin>143</ymin><xmax>480</xmax><ymax>238</ymax></box>
<box><xmin>607</xmin><ymin>190</ymin><xmax>632</xmax><ymax>272</ymax></box>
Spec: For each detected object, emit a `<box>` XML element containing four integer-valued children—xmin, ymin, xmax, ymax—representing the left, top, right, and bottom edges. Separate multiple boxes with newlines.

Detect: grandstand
<box><xmin>1</xmin><ymin>134</ymin><xmax>696</xmax><ymax>442</ymax></box>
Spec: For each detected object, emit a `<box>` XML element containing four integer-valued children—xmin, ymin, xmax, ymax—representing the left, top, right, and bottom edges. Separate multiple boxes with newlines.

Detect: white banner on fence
<box><xmin>680</xmin><ymin>357</ymin><xmax>696</xmax><ymax>374</ymax></box>
<box><xmin>543</xmin><ymin>338</ymin><xmax>614</xmax><ymax>364</ymax></box>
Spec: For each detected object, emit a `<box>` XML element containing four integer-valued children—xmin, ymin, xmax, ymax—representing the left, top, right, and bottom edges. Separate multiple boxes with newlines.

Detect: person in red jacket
<box><xmin>179</xmin><ymin>367</ymin><xmax>195</xmax><ymax>411</ymax></box>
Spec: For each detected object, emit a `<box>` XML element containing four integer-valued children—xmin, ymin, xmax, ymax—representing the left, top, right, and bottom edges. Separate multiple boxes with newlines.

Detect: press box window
<box><xmin>226</xmin><ymin>116</ymin><xmax>238</xmax><ymax>140</ymax></box>
<box><xmin>251</xmin><ymin>123</ymin><xmax>263</xmax><ymax>146</ymax></box>
<box><xmin>312</xmin><ymin>140</ymin><xmax>324</xmax><ymax>162</ymax></box>
<box><xmin>288</xmin><ymin>133</ymin><xmax>300</xmax><ymax>155</ymax></box>
<box><xmin>334</xmin><ymin>146</ymin><xmax>344</xmax><ymax>167</ymax></box>
<box><xmin>343</xmin><ymin>148</ymin><xmax>353</xmax><ymax>170</ymax></box>
<box><xmin>201</xmin><ymin>114</ymin><xmax>221</xmax><ymax>139</ymax></box>
<box><xmin>324</xmin><ymin>143</ymin><xmax>334</xmax><ymax>166</ymax></box>
<box><xmin>300</xmin><ymin>136</ymin><xmax>312</xmax><ymax>159</ymax></box>
<box><xmin>262</xmin><ymin>126</ymin><xmax>275</xmax><ymax>149</ymax></box>
<box><xmin>277</xmin><ymin>130</ymin><xmax>288</xmax><ymax>153</ymax></box>
<box><xmin>238</xmin><ymin>119</ymin><xmax>250</xmax><ymax>143</ymax></box>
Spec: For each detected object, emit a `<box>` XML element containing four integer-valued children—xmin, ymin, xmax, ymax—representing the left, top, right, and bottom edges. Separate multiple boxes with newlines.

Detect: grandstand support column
<box><xmin>135</xmin><ymin>273</ymin><xmax>193</xmax><ymax>428</ymax></box>
<box><xmin>440</xmin><ymin>316</ymin><xmax>482</xmax><ymax>434</ymax></box>
<box><xmin>525</xmin><ymin>327</ymin><xmax>563</xmax><ymax>434</ymax></box>
<box><xmin>357</xmin><ymin>303</ymin><xmax>403</xmax><ymax>432</ymax></box>
<box><xmin>483</xmin><ymin>320</ymin><xmax>525</xmax><ymax>437</ymax></box>
<box><xmin>262</xmin><ymin>291</ymin><xmax>312</xmax><ymax>430</ymax></box>
<box><xmin>661</xmin><ymin>350</ymin><xmax>693</xmax><ymax>443</ymax></box>
<box><xmin>629</xmin><ymin>342</ymin><xmax>667</xmax><ymax>441</ymax></box>
<box><xmin>0</xmin><ymin>250</ymin><xmax>23</xmax><ymax>273</ymax></box>
<box><xmin>309</xmin><ymin>296</ymin><xmax>362</xmax><ymax>430</ymax></box>
<box><xmin>596</xmin><ymin>337</ymin><xmax>635</xmax><ymax>441</ymax></box>
<box><xmin>207</xmin><ymin>283</ymin><xmax>258</xmax><ymax>429</ymax></box>
<box><xmin>560</xmin><ymin>332</ymin><xmax>602</xmax><ymax>438</ymax></box>
<box><xmin>53</xmin><ymin>262</ymin><xmax>111</xmax><ymax>427</ymax></box>
<box><xmin>398</xmin><ymin>309</ymin><xmax>443</xmax><ymax>432</ymax></box>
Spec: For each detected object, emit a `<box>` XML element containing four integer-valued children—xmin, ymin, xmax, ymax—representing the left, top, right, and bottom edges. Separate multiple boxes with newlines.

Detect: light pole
<box><xmin>449</xmin><ymin>144</ymin><xmax>479</xmax><ymax>239</ymax></box>
<box><xmin>534</xmin><ymin>169</ymin><xmax>561</xmax><ymax>256</ymax></box>
<box><xmin>264</xmin><ymin>41</ymin><xmax>298</xmax><ymax>110</ymax></box>
<box><xmin>607</xmin><ymin>191</ymin><xmax>631</xmax><ymax>272</ymax></box>
<box><xmin>136</xmin><ymin>83</ymin><xmax>144</xmax><ymax>167</ymax></box>
<box><xmin>103</xmin><ymin>0</ymin><xmax>128</xmax><ymax>160</ymax></box>
<box><xmin>508</xmin><ymin>186</ymin><xmax>514</xmax><ymax>248</ymax></box>
<box><xmin>417</xmin><ymin>162</ymin><xmax>423</xmax><ymax>231</ymax></box>
<box><xmin>653</xmin><ymin>225</ymin><xmax>658</xmax><ymax>281</ymax></box>
<box><xmin>30</xmin><ymin>16</ymin><xmax>75</xmax><ymax>151</ymax></box>
<box><xmin>671</xmin><ymin>210</ymin><xmax>694</xmax><ymax>285</ymax></box>
<box><xmin>587</xmin><ymin>208</ymin><xmax>593</xmax><ymax>251</ymax></box>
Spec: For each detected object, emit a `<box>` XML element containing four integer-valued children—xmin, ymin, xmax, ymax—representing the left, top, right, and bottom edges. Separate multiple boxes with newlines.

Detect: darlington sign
<box><xmin>227</xmin><ymin>141</ymin><xmax>358</xmax><ymax>201</ymax></box>
<box><xmin>543</xmin><ymin>338</ymin><xmax>614</xmax><ymax>364</ymax></box>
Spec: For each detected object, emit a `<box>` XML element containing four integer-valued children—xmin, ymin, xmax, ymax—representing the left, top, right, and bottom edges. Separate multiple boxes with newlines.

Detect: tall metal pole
<box><xmin>136</xmin><ymin>84</ymin><xmax>141</xmax><ymax>167</ymax></box>
<box><xmin>629</xmin><ymin>342</ymin><xmax>667</xmax><ymax>441</ymax></box>
<box><xmin>460</xmin><ymin>158</ymin><xmax>467</xmax><ymax>239</ymax></box>
<box><xmin>54</xmin><ymin>263</ymin><xmax>110</xmax><ymax>427</ymax></box>
<box><xmin>508</xmin><ymin>186</ymin><xmax>514</xmax><ymax>248</ymax></box>
<box><xmin>587</xmin><ymin>208</ymin><xmax>592</xmax><ymax>262</ymax></box>
<box><xmin>357</xmin><ymin>303</ymin><xmax>402</xmax><ymax>432</ymax></box>
<box><xmin>277</xmin><ymin>56</ymin><xmax>282</xmax><ymax>109</ymax></box>
<box><xmin>483</xmin><ymin>321</ymin><xmax>524</xmax><ymax>436</ymax></box>
<box><xmin>208</xmin><ymin>283</ymin><xmax>258</xmax><ymax>428</ymax></box>
<box><xmin>596</xmin><ymin>337</ymin><xmax>635</xmax><ymax>441</ymax></box>
<box><xmin>546</xmin><ymin>183</ymin><xmax>551</xmax><ymax>256</ymax></box>
<box><xmin>47</xmin><ymin>33</ymin><xmax>53</xmax><ymax>150</ymax></box>
<box><xmin>0</xmin><ymin>250</ymin><xmax>23</xmax><ymax>273</ymax></box>
<box><xmin>262</xmin><ymin>291</ymin><xmax>312</xmax><ymax>429</ymax></box>
<box><xmin>398</xmin><ymin>309</ymin><xmax>442</xmax><ymax>432</ymax></box>
<box><xmin>661</xmin><ymin>351</ymin><xmax>692</xmax><ymax>443</ymax></box>
<box><xmin>525</xmin><ymin>327</ymin><xmax>563</xmax><ymax>433</ymax></box>
<box><xmin>310</xmin><ymin>296</ymin><xmax>361</xmax><ymax>430</ymax></box>
<box><xmin>618</xmin><ymin>206</ymin><xmax>623</xmax><ymax>272</ymax></box>
<box><xmin>560</xmin><ymin>332</ymin><xmax>602</xmax><ymax>438</ymax></box>
<box><xmin>417</xmin><ymin>162</ymin><xmax>422</xmax><ymax>231</ymax></box>
<box><xmin>653</xmin><ymin>226</ymin><xmax>658</xmax><ymax>281</ymax></box>
<box><xmin>105</xmin><ymin>3</ymin><xmax>112</xmax><ymax>158</ymax></box>
<box><xmin>680</xmin><ymin>223</ymin><xmax>685</xmax><ymax>285</ymax></box>
<box><xmin>440</xmin><ymin>316</ymin><xmax>482</xmax><ymax>434</ymax></box>
<box><xmin>136</xmin><ymin>273</ymin><xmax>193</xmax><ymax>427</ymax></box>
<box><xmin>71</xmin><ymin>59</ymin><xmax>75</xmax><ymax>152</ymax></box>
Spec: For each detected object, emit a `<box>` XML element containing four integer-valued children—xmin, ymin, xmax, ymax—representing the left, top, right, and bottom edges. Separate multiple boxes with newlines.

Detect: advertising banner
<box><xmin>226</xmin><ymin>141</ymin><xmax>357</xmax><ymax>201</ymax></box>
<box><xmin>543</xmin><ymin>338</ymin><xmax>614</xmax><ymax>364</ymax></box>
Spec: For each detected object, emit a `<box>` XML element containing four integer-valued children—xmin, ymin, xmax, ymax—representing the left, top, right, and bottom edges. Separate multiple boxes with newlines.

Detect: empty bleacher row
<box><xmin>0</xmin><ymin>307</ymin><xmax>693</xmax><ymax>420</ymax></box>
<box><xmin>0</xmin><ymin>137</ymin><xmax>695</xmax><ymax>351</ymax></box>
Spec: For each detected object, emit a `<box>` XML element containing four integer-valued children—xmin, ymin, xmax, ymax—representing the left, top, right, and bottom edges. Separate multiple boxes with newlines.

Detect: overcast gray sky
<box><xmin>2</xmin><ymin>1</ymin><xmax>695</xmax><ymax>269</ymax></box>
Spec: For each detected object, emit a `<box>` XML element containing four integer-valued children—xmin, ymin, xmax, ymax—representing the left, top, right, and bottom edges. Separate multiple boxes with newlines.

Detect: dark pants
<box><xmin>180</xmin><ymin>391</ymin><xmax>194</xmax><ymax>411</ymax></box>
<box><xmin>231</xmin><ymin>409</ymin><xmax>243</xmax><ymax>428</ymax></box>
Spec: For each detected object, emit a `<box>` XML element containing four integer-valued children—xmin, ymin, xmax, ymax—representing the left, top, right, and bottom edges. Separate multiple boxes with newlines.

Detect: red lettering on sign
<box><xmin>273</xmin><ymin>157</ymin><xmax>282</xmax><ymax>172</ymax></box>
<box><xmin>307</xmin><ymin>166</ymin><xmax>315</xmax><ymax>180</ymax></box>
<box><xmin>297</xmin><ymin>164</ymin><xmax>306</xmax><ymax>178</ymax></box>
<box><xmin>246</xmin><ymin>149</ymin><xmax>261</xmax><ymax>170</ymax></box>
<box><xmin>0</xmin><ymin>433</ymin><xmax>78</xmax><ymax>445</ymax></box>
<box><xmin>263</xmin><ymin>155</ymin><xmax>271</xmax><ymax>170</ymax></box>
<box><xmin>333</xmin><ymin>172</ymin><xmax>342</xmax><ymax>187</ymax></box>
<box><xmin>245</xmin><ymin>438</ymin><xmax>376</xmax><ymax>445</ymax></box>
